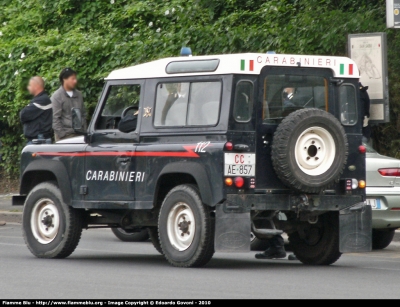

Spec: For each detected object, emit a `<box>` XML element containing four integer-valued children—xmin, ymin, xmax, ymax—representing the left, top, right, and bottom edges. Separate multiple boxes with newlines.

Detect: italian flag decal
<box><xmin>240</xmin><ymin>59</ymin><xmax>254</xmax><ymax>71</ymax></box>
<box><xmin>340</xmin><ymin>63</ymin><xmax>354</xmax><ymax>75</ymax></box>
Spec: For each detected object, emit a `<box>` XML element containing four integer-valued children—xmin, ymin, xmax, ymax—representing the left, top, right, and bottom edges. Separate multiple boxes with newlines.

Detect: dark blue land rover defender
<box><xmin>14</xmin><ymin>52</ymin><xmax>371</xmax><ymax>267</ymax></box>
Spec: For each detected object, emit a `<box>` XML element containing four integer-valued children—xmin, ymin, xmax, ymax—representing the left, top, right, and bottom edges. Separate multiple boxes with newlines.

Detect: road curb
<box><xmin>0</xmin><ymin>211</ymin><xmax>22</xmax><ymax>224</ymax></box>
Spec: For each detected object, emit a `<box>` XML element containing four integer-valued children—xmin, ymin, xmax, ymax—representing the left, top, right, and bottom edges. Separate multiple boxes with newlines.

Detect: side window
<box><xmin>233</xmin><ymin>81</ymin><xmax>253</xmax><ymax>122</ymax></box>
<box><xmin>339</xmin><ymin>84</ymin><xmax>357</xmax><ymax>126</ymax></box>
<box><xmin>188</xmin><ymin>82</ymin><xmax>221</xmax><ymax>126</ymax></box>
<box><xmin>263</xmin><ymin>75</ymin><xmax>328</xmax><ymax>123</ymax></box>
<box><xmin>154</xmin><ymin>83</ymin><xmax>190</xmax><ymax>126</ymax></box>
<box><xmin>154</xmin><ymin>81</ymin><xmax>222</xmax><ymax>127</ymax></box>
<box><xmin>96</xmin><ymin>84</ymin><xmax>141</xmax><ymax>130</ymax></box>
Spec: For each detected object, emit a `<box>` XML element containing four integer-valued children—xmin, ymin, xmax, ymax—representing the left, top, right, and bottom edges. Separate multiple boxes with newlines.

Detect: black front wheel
<box><xmin>22</xmin><ymin>182</ymin><xmax>83</xmax><ymax>258</ymax></box>
<box><xmin>288</xmin><ymin>212</ymin><xmax>341</xmax><ymax>265</ymax></box>
<box><xmin>158</xmin><ymin>184</ymin><xmax>215</xmax><ymax>267</ymax></box>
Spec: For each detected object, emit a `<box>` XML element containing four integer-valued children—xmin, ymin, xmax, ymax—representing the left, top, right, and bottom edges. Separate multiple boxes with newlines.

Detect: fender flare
<box><xmin>21</xmin><ymin>159</ymin><xmax>72</xmax><ymax>206</ymax></box>
<box><xmin>158</xmin><ymin>162</ymin><xmax>221</xmax><ymax>206</ymax></box>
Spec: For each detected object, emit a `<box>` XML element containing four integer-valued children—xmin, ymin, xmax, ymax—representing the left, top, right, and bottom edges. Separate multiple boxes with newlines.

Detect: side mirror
<box><xmin>71</xmin><ymin>108</ymin><xmax>84</xmax><ymax>131</ymax></box>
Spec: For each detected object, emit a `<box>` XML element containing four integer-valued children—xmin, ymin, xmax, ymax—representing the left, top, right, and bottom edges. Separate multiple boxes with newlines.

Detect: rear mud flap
<box><xmin>214</xmin><ymin>202</ymin><xmax>250</xmax><ymax>252</ymax></box>
<box><xmin>339</xmin><ymin>202</ymin><xmax>372</xmax><ymax>253</ymax></box>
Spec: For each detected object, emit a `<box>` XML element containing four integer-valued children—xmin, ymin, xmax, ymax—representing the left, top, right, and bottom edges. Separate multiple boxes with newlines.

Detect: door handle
<box><xmin>117</xmin><ymin>157</ymin><xmax>130</xmax><ymax>163</ymax></box>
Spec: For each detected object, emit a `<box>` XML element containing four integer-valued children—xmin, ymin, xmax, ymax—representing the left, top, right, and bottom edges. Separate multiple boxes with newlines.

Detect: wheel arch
<box><xmin>155</xmin><ymin>162</ymin><xmax>222</xmax><ymax>207</ymax></box>
<box><xmin>20</xmin><ymin>160</ymin><xmax>72</xmax><ymax>206</ymax></box>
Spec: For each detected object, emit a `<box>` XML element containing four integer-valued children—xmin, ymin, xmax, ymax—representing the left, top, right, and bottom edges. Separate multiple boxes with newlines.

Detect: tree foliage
<box><xmin>0</xmin><ymin>0</ymin><xmax>396</xmax><ymax>176</ymax></box>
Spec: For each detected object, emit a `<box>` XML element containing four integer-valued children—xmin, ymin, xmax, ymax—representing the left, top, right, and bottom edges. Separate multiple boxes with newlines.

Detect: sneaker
<box><xmin>255</xmin><ymin>247</ymin><xmax>286</xmax><ymax>259</ymax></box>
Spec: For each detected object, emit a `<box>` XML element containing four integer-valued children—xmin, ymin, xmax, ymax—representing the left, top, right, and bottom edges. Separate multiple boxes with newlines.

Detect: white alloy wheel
<box><xmin>294</xmin><ymin>126</ymin><xmax>336</xmax><ymax>176</ymax></box>
<box><xmin>30</xmin><ymin>198</ymin><xmax>60</xmax><ymax>244</ymax></box>
<box><xmin>167</xmin><ymin>202</ymin><xmax>196</xmax><ymax>251</ymax></box>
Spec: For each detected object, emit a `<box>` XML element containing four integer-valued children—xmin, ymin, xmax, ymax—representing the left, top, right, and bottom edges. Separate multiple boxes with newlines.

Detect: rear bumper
<box><xmin>366</xmin><ymin>187</ymin><xmax>400</xmax><ymax>229</ymax></box>
<box><xmin>226</xmin><ymin>193</ymin><xmax>363</xmax><ymax>212</ymax></box>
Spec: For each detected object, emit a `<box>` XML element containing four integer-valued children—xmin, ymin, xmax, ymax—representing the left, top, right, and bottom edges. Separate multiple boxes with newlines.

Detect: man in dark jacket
<box><xmin>283</xmin><ymin>87</ymin><xmax>297</xmax><ymax>108</ymax></box>
<box><xmin>20</xmin><ymin>76</ymin><xmax>53</xmax><ymax>145</ymax></box>
<box><xmin>51</xmin><ymin>68</ymin><xmax>87</xmax><ymax>141</ymax></box>
<box><xmin>360</xmin><ymin>82</ymin><xmax>371</xmax><ymax>142</ymax></box>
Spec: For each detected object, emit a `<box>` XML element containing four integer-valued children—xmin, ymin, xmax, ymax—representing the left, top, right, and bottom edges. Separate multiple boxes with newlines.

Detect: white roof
<box><xmin>106</xmin><ymin>53</ymin><xmax>359</xmax><ymax>80</ymax></box>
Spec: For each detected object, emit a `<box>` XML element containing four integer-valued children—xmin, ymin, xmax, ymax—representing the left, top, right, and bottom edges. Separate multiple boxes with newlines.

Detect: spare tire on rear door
<box><xmin>272</xmin><ymin>108</ymin><xmax>348</xmax><ymax>194</ymax></box>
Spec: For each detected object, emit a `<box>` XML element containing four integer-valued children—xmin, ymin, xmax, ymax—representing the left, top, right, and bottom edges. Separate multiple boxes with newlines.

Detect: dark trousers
<box><xmin>270</xmin><ymin>235</ymin><xmax>284</xmax><ymax>248</ymax></box>
<box><xmin>362</xmin><ymin>125</ymin><xmax>371</xmax><ymax>142</ymax></box>
<box><xmin>263</xmin><ymin>235</ymin><xmax>284</xmax><ymax>250</ymax></box>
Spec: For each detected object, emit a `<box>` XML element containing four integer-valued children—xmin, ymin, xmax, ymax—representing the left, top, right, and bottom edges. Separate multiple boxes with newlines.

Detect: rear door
<box><xmin>83</xmin><ymin>81</ymin><xmax>143</xmax><ymax>206</ymax></box>
<box><xmin>256</xmin><ymin>67</ymin><xmax>333</xmax><ymax>190</ymax></box>
<box><xmin>225</xmin><ymin>76</ymin><xmax>257</xmax><ymax>189</ymax></box>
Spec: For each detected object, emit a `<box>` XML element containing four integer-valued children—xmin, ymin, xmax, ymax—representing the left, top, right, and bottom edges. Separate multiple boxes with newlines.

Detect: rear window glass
<box><xmin>263</xmin><ymin>75</ymin><xmax>328</xmax><ymax>123</ymax></box>
<box><xmin>154</xmin><ymin>81</ymin><xmax>222</xmax><ymax>127</ymax></box>
<box><xmin>339</xmin><ymin>84</ymin><xmax>357</xmax><ymax>126</ymax></box>
<box><xmin>233</xmin><ymin>81</ymin><xmax>254</xmax><ymax>122</ymax></box>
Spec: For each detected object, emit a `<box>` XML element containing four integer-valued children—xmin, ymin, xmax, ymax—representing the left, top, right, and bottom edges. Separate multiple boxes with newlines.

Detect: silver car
<box><xmin>366</xmin><ymin>144</ymin><xmax>400</xmax><ymax>249</ymax></box>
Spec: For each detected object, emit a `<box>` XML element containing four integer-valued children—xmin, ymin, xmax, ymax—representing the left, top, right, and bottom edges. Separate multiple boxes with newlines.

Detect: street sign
<box><xmin>348</xmin><ymin>33</ymin><xmax>389</xmax><ymax>124</ymax></box>
<box><xmin>387</xmin><ymin>0</ymin><xmax>400</xmax><ymax>28</ymax></box>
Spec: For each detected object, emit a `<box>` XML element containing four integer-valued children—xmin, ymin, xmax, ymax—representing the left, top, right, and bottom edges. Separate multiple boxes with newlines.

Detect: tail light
<box><xmin>225</xmin><ymin>178</ymin><xmax>233</xmax><ymax>186</ymax></box>
<box><xmin>344</xmin><ymin>178</ymin><xmax>365</xmax><ymax>190</ymax></box>
<box><xmin>359</xmin><ymin>145</ymin><xmax>367</xmax><ymax>154</ymax></box>
<box><xmin>234</xmin><ymin>177</ymin><xmax>244</xmax><ymax>188</ymax></box>
<box><xmin>225</xmin><ymin>142</ymin><xmax>233</xmax><ymax>151</ymax></box>
<box><xmin>378</xmin><ymin>168</ymin><xmax>400</xmax><ymax>177</ymax></box>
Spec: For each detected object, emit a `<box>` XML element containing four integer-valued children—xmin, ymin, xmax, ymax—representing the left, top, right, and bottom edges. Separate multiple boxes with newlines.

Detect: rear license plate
<box><xmin>366</xmin><ymin>198</ymin><xmax>381</xmax><ymax>209</ymax></box>
<box><xmin>224</xmin><ymin>153</ymin><xmax>255</xmax><ymax>177</ymax></box>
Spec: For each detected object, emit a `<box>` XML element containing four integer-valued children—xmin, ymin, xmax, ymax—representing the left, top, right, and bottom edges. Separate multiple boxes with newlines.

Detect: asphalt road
<box><xmin>0</xmin><ymin>194</ymin><xmax>16</xmax><ymax>211</ymax></box>
<box><xmin>1</xmin><ymin>223</ymin><xmax>400</xmax><ymax>299</ymax></box>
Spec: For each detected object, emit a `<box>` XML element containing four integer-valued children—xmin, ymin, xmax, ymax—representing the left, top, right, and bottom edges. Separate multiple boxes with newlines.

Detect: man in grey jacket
<box><xmin>51</xmin><ymin>68</ymin><xmax>87</xmax><ymax>141</ymax></box>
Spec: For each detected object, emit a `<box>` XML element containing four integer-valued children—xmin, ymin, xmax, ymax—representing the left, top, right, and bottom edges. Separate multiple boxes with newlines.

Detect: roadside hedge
<box><xmin>0</xmin><ymin>0</ymin><xmax>395</xmax><ymax>176</ymax></box>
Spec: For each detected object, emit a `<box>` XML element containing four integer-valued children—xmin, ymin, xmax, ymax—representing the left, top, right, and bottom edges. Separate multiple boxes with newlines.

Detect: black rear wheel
<box><xmin>272</xmin><ymin>108</ymin><xmax>348</xmax><ymax>193</ymax></box>
<box><xmin>111</xmin><ymin>228</ymin><xmax>149</xmax><ymax>242</ymax></box>
<box><xmin>372</xmin><ymin>229</ymin><xmax>395</xmax><ymax>250</ymax></box>
<box><xmin>22</xmin><ymin>182</ymin><xmax>83</xmax><ymax>259</ymax></box>
<box><xmin>288</xmin><ymin>212</ymin><xmax>342</xmax><ymax>265</ymax></box>
<box><xmin>158</xmin><ymin>184</ymin><xmax>214</xmax><ymax>267</ymax></box>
